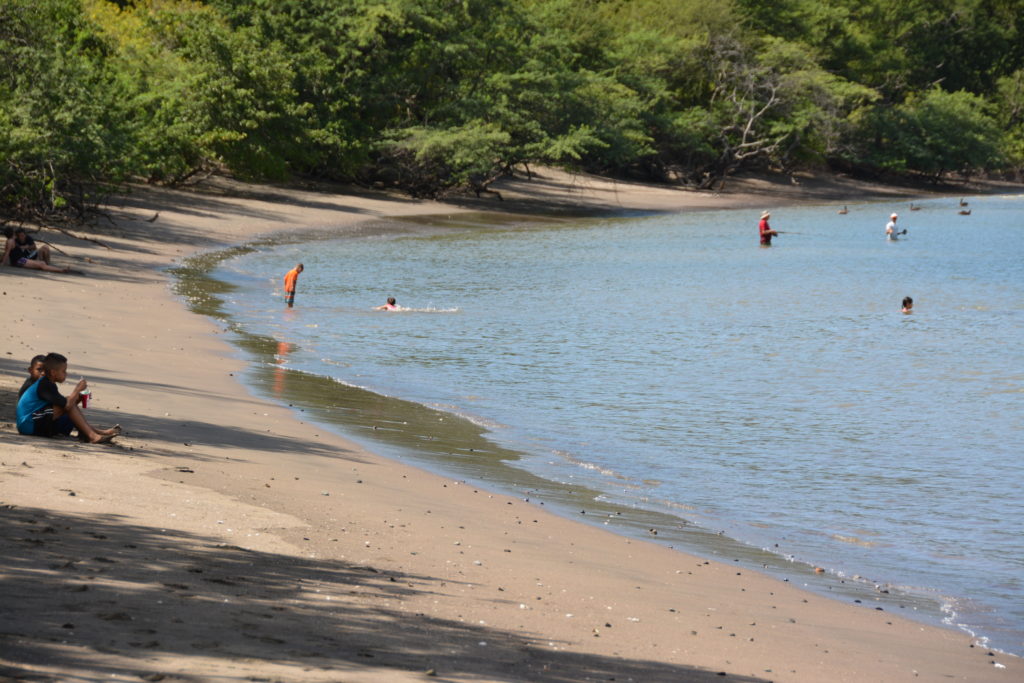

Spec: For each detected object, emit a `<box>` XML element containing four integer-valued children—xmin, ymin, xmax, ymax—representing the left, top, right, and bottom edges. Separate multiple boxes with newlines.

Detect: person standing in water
<box><xmin>759</xmin><ymin>210</ymin><xmax>778</xmax><ymax>246</ymax></box>
<box><xmin>886</xmin><ymin>213</ymin><xmax>901</xmax><ymax>240</ymax></box>
<box><xmin>283</xmin><ymin>263</ymin><xmax>303</xmax><ymax>308</ymax></box>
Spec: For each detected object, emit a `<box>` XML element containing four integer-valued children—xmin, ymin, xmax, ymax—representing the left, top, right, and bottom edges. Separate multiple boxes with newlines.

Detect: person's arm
<box><xmin>62</xmin><ymin>378</ymin><xmax>86</xmax><ymax>407</ymax></box>
<box><xmin>67</xmin><ymin>378</ymin><xmax>86</xmax><ymax>406</ymax></box>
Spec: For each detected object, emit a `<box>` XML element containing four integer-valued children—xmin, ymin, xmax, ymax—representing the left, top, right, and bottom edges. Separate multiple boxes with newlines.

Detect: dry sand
<box><xmin>1</xmin><ymin>169</ymin><xmax>1018</xmax><ymax>682</ymax></box>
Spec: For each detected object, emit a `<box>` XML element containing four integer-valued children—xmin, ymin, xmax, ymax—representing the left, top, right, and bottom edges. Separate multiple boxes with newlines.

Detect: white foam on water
<box><xmin>395</xmin><ymin>306</ymin><xmax>461</xmax><ymax>313</ymax></box>
<box><xmin>427</xmin><ymin>403</ymin><xmax>508</xmax><ymax>430</ymax></box>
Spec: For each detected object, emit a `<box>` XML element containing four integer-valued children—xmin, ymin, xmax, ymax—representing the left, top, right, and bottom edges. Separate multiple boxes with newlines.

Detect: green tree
<box><xmin>2</xmin><ymin>0</ymin><xmax>1020</xmax><ymax>215</ymax></box>
<box><xmin>0</xmin><ymin>0</ymin><xmax>133</xmax><ymax>218</ymax></box>
<box><xmin>129</xmin><ymin>1</ymin><xmax>311</xmax><ymax>180</ymax></box>
<box><xmin>994</xmin><ymin>70</ymin><xmax>1024</xmax><ymax>171</ymax></box>
<box><xmin>851</xmin><ymin>88</ymin><xmax>1003</xmax><ymax>177</ymax></box>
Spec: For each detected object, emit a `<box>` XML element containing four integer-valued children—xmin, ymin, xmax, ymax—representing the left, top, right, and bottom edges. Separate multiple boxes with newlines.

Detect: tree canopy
<box><xmin>2</xmin><ymin>0</ymin><xmax>1022</xmax><ymax>219</ymax></box>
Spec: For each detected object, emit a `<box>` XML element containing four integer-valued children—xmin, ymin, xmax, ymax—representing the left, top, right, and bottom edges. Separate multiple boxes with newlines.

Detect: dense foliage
<box><xmin>2</xmin><ymin>0</ymin><xmax>1022</xmax><ymax>218</ymax></box>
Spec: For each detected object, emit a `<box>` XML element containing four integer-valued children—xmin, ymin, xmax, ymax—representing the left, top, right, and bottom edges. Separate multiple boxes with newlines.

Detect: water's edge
<box><xmin>166</xmin><ymin>214</ymin><xmax>983</xmax><ymax>648</ymax></box>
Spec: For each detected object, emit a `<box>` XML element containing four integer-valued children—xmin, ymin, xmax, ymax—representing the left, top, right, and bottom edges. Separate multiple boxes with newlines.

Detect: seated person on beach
<box><xmin>902</xmin><ymin>296</ymin><xmax>913</xmax><ymax>314</ymax></box>
<box><xmin>18</xmin><ymin>355</ymin><xmax>47</xmax><ymax>399</ymax></box>
<box><xmin>19</xmin><ymin>353</ymin><xmax>88</xmax><ymax>407</ymax></box>
<box><xmin>2</xmin><ymin>227</ymin><xmax>72</xmax><ymax>273</ymax></box>
<box><xmin>375</xmin><ymin>296</ymin><xmax>400</xmax><ymax>311</ymax></box>
<box><xmin>16</xmin><ymin>353</ymin><xmax>121</xmax><ymax>444</ymax></box>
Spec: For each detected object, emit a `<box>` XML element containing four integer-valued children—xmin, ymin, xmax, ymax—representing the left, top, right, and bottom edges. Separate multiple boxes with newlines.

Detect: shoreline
<box><xmin>178</xmin><ymin>211</ymin><xmax>969</xmax><ymax>638</ymax></box>
<box><xmin>2</xmin><ymin>169</ymin><xmax>1019</xmax><ymax>681</ymax></box>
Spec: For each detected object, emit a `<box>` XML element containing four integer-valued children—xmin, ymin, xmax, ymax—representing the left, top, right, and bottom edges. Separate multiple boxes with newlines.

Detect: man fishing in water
<box><xmin>886</xmin><ymin>213</ymin><xmax>907</xmax><ymax>241</ymax></box>
<box><xmin>759</xmin><ymin>210</ymin><xmax>778</xmax><ymax>246</ymax></box>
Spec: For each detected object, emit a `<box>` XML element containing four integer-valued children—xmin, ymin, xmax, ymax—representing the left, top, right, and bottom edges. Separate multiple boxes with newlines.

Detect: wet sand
<box><xmin>1</xmin><ymin>169</ymin><xmax>1018</xmax><ymax>681</ymax></box>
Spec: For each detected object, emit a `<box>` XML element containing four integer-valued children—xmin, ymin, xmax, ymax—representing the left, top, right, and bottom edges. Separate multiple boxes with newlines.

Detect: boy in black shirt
<box><xmin>16</xmin><ymin>353</ymin><xmax>120</xmax><ymax>443</ymax></box>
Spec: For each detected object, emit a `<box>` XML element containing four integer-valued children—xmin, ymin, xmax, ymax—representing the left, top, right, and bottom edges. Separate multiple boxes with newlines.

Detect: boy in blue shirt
<box><xmin>17</xmin><ymin>353</ymin><xmax>121</xmax><ymax>443</ymax></box>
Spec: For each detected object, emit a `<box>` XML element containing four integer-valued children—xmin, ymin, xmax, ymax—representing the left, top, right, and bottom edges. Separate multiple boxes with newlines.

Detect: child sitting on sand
<box><xmin>16</xmin><ymin>353</ymin><xmax>121</xmax><ymax>443</ymax></box>
<box><xmin>18</xmin><ymin>355</ymin><xmax>47</xmax><ymax>399</ymax></box>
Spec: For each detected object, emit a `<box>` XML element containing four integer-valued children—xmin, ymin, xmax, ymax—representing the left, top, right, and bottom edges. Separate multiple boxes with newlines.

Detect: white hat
<box><xmin>761</xmin><ymin>210</ymin><xmax>770</xmax><ymax>219</ymax></box>
<box><xmin>891</xmin><ymin>213</ymin><xmax>898</xmax><ymax>219</ymax></box>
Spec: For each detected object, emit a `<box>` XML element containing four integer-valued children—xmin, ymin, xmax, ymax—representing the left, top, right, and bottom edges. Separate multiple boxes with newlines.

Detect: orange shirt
<box><xmin>283</xmin><ymin>267</ymin><xmax>301</xmax><ymax>292</ymax></box>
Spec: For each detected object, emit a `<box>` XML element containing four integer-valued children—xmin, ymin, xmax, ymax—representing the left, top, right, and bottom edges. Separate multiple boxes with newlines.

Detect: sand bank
<box><xmin>1</xmin><ymin>169</ymin><xmax>1018</xmax><ymax>681</ymax></box>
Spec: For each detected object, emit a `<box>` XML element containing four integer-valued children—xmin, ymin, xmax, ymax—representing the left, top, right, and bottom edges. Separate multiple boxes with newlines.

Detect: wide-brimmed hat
<box><xmin>890</xmin><ymin>213</ymin><xmax>898</xmax><ymax>218</ymax></box>
<box><xmin>760</xmin><ymin>210</ymin><xmax>771</xmax><ymax>219</ymax></box>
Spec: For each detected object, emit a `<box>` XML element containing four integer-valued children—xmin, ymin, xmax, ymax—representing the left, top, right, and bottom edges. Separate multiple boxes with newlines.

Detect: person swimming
<box><xmin>902</xmin><ymin>296</ymin><xmax>913</xmax><ymax>314</ymax></box>
<box><xmin>375</xmin><ymin>297</ymin><xmax>399</xmax><ymax>311</ymax></box>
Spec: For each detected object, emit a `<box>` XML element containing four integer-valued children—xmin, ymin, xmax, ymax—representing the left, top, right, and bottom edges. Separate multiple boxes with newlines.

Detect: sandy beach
<box><xmin>2</xmin><ymin>169</ymin><xmax>1018</xmax><ymax>682</ymax></box>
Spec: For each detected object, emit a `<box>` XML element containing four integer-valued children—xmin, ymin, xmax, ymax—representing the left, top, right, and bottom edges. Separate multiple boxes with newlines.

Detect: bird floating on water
<box><xmin>958</xmin><ymin>208</ymin><xmax>972</xmax><ymax>215</ymax></box>
<box><xmin>837</xmin><ymin>205</ymin><xmax>848</xmax><ymax>214</ymax></box>
<box><xmin>959</xmin><ymin>198</ymin><xmax>969</xmax><ymax>207</ymax></box>
<box><xmin>909</xmin><ymin>202</ymin><xmax>921</xmax><ymax>211</ymax></box>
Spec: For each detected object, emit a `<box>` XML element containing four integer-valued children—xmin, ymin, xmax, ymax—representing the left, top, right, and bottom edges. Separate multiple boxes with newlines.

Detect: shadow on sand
<box><xmin>0</xmin><ymin>505</ymin><xmax>769</xmax><ymax>682</ymax></box>
<box><xmin>1</xmin><ymin>357</ymin><xmax>767</xmax><ymax>681</ymax></box>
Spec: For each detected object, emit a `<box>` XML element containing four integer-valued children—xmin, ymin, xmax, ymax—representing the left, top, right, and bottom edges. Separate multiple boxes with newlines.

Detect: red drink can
<box><xmin>80</xmin><ymin>389</ymin><xmax>91</xmax><ymax>408</ymax></box>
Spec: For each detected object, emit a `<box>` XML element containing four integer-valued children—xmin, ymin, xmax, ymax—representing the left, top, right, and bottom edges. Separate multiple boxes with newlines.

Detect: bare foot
<box><xmin>96</xmin><ymin>425</ymin><xmax>122</xmax><ymax>436</ymax></box>
<box><xmin>88</xmin><ymin>433</ymin><xmax>116</xmax><ymax>444</ymax></box>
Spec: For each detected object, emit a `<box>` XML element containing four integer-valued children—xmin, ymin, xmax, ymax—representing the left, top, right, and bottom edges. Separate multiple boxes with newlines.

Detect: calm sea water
<box><xmin>201</xmin><ymin>195</ymin><xmax>1023</xmax><ymax>653</ymax></box>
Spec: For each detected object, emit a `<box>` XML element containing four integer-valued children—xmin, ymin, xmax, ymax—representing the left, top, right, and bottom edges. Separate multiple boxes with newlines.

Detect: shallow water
<box><xmin>180</xmin><ymin>194</ymin><xmax>1024</xmax><ymax>654</ymax></box>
